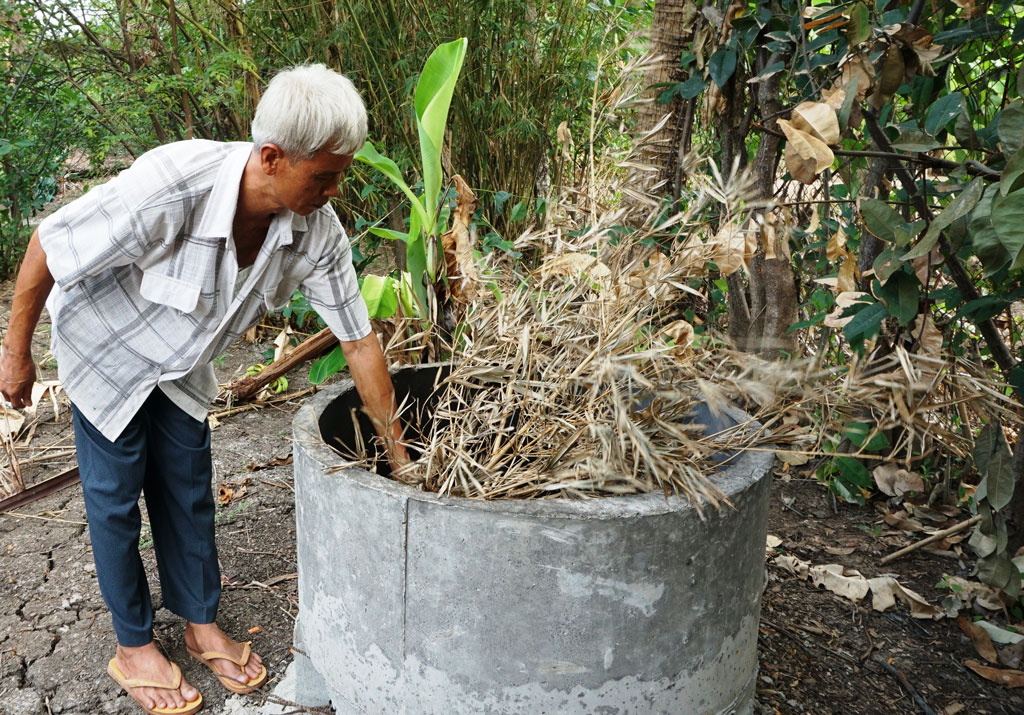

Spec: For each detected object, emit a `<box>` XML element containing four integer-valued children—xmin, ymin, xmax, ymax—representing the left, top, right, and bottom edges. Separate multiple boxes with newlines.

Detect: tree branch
<box><xmin>863</xmin><ymin>109</ymin><xmax>1019</xmax><ymax>386</ymax></box>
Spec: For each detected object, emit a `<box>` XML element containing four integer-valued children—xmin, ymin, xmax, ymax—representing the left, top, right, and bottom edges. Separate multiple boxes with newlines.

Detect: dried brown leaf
<box><xmin>964</xmin><ymin>659</ymin><xmax>1024</xmax><ymax>688</ymax></box>
<box><xmin>957</xmin><ymin>617</ymin><xmax>1000</xmax><ymax>664</ymax></box>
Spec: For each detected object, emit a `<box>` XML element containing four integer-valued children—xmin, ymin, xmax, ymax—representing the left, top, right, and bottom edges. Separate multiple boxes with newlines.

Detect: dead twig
<box><xmin>878</xmin><ymin>515</ymin><xmax>982</xmax><ymax>566</ymax></box>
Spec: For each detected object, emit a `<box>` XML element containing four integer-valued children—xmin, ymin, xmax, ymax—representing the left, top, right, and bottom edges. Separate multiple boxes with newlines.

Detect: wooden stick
<box><xmin>878</xmin><ymin>514</ymin><xmax>982</xmax><ymax>565</ymax></box>
<box><xmin>227</xmin><ymin>328</ymin><xmax>337</xmax><ymax>402</ymax></box>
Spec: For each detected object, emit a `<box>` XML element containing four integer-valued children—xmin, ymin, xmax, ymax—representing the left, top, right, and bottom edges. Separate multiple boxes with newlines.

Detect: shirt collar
<box><xmin>194</xmin><ymin>143</ymin><xmax>255</xmax><ymax>238</ymax></box>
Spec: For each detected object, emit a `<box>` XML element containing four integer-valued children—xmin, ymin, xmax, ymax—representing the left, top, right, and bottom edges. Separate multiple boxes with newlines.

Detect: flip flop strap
<box><xmin>120</xmin><ymin>662</ymin><xmax>183</xmax><ymax>690</ymax></box>
<box><xmin>197</xmin><ymin>641</ymin><xmax>251</xmax><ymax>668</ymax></box>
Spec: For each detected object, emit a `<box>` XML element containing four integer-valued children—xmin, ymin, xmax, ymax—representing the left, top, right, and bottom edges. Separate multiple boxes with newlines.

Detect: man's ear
<box><xmin>259</xmin><ymin>144</ymin><xmax>285</xmax><ymax>175</ymax></box>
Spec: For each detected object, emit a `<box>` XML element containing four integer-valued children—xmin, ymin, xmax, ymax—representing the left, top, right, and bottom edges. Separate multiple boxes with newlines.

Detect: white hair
<box><xmin>251</xmin><ymin>64</ymin><xmax>367</xmax><ymax>158</ymax></box>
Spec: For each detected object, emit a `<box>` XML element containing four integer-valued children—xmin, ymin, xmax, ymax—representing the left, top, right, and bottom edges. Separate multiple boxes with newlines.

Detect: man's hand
<box><xmin>1</xmin><ymin>229</ymin><xmax>54</xmax><ymax>409</ymax></box>
<box><xmin>340</xmin><ymin>332</ymin><xmax>410</xmax><ymax>473</ymax></box>
<box><xmin>0</xmin><ymin>348</ymin><xmax>37</xmax><ymax>408</ymax></box>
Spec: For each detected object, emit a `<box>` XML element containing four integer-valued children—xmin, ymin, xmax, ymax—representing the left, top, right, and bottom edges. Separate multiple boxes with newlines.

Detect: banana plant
<box><xmin>355</xmin><ymin>37</ymin><xmax>468</xmax><ymax>315</ymax></box>
<box><xmin>310</xmin><ymin>38</ymin><xmax>468</xmax><ymax>384</ymax></box>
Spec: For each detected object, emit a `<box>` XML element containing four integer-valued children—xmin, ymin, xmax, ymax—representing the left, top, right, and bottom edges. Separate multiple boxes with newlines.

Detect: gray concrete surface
<box><xmin>291</xmin><ymin>369</ymin><xmax>774</xmax><ymax>715</ymax></box>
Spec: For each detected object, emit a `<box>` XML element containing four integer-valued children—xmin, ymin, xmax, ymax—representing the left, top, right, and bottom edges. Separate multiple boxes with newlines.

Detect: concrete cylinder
<box><xmin>291</xmin><ymin>365</ymin><xmax>773</xmax><ymax>715</ymax></box>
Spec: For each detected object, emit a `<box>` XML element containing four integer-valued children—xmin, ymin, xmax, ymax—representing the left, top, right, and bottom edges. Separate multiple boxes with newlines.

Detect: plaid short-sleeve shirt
<box><xmin>38</xmin><ymin>139</ymin><xmax>371</xmax><ymax>441</ymax></box>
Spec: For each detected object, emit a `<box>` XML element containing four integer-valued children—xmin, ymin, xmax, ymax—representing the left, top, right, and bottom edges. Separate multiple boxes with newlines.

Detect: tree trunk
<box><xmin>724</xmin><ymin>53</ymin><xmax>798</xmax><ymax>358</ymax></box>
<box><xmin>636</xmin><ymin>0</ymin><xmax>699</xmax><ymax>191</ymax></box>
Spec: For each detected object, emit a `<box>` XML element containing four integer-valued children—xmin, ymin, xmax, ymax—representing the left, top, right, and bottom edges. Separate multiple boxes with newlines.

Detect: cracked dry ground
<box><xmin>0</xmin><ymin>372</ymin><xmax>303</xmax><ymax>715</ymax></box>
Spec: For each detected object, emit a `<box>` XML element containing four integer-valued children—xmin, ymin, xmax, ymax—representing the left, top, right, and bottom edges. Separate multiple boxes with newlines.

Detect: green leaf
<box><xmin>954</xmin><ymin>112</ymin><xmax>981</xmax><ymax>150</ymax></box>
<box><xmin>405</xmin><ymin>209</ymin><xmax>429</xmax><ymax>316</ymax></box>
<box><xmin>977</xmin><ymin>553</ymin><xmax>1020</xmax><ymax>595</ymax></box>
<box><xmin>843</xmin><ymin>301</ymin><xmax>887</xmax><ymax>351</ymax></box>
<box><xmin>998</xmin><ymin>101</ymin><xmax>1024</xmax><ymax>155</ymax></box>
<box><xmin>1002</xmin><ymin>147</ymin><xmax>1024</xmax><ymax>196</ymax></box>
<box><xmin>509</xmin><ymin>201</ymin><xmax>528</xmax><ymax>221</ymax></box>
<box><xmin>835</xmin><ymin>455</ymin><xmax>872</xmax><ymax>487</ymax></box>
<box><xmin>708</xmin><ymin>49</ymin><xmax>737</xmax><ymax>88</ymax></box>
<box><xmin>415</xmin><ymin>38</ymin><xmax>468</xmax><ymax>233</ymax></box>
<box><xmin>988</xmin><ymin>189</ymin><xmax>1024</xmax><ymax>269</ymax></box>
<box><xmin>748</xmin><ymin>62</ymin><xmax>785</xmax><ymax>84</ymax></box>
<box><xmin>872</xmin><ymin>249</ymin><xmax>902</xmax><ymax>282</ymax></box>
<box><xmin>925</xmin><ymin>92</ymin><xmax>964</xmax><ymax>135</ymax></box>
<box><xmin>860</xmin><ymin>198</ymin><xmax>902</xmax><ymax>241</ymax></box>
<box><xmin>360</xmin><ymin>274</ymin><xmax>398</xmax><ymax>319</ymax></box>
<box><xmin>902</xmin><ymin>177</ymin><xmax>984</xmax><ymax>261</ymax></box>
<box><xmin>309</xmin><ymin>345</ymin><xmax>347</xmax><ymax>384</ymax></box>
<box><xmin>354</xmin><ymin>141</ymin><xmax>431</xmax><ymax>231</ymax></box>
<box><xmin>845</xmin><ymin>422</ymin><xmax>890</xmax><ymax>451</ymax></box>
<box><xmin>829</xmin><ymin>474</ymin><xmax>865</xmax><ymax>505</ymax></box>
<box><xmin>970</xmin><ymin>216</ymin><xmax>1010</xmax><ymax>275</ymax></box>
<box><xmin>846</xmin><ymin>2</ymin><xmax>870</xmax><ymax>46</ymax></box>
<box><xmin>974</xmin><ymin>423</ymin><xmax>1015</xmax><ymax>511</ymax></box>
<box><xmin>676</xmin><ymin>75</ymin><xmax>706</xmax><ymax>99</ymax></box>
<box><xmin>367</xmin><ymin>227</ymin><xmax>410</xmax><ymax>243</ymax></box>
<box><xmin>876</xmin><ymin>271</ymin><xmax>920</xmax><ymax>325</ymax></box>
<box><xmin>838</xmin><ymin>76</ymin><xmax>859</xmax><ymax>130</ymax></box>
<box><xmin>890</xmin><ymin>129</ymin><xmax>941</xmax><ymax>153</ymax></box>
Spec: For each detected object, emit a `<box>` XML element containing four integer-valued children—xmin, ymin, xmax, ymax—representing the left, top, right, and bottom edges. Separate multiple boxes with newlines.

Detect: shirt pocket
<box><xmin>139</xmin><ymin>270</ymin><xmax>202</xmax><ymax>314</ymax></box>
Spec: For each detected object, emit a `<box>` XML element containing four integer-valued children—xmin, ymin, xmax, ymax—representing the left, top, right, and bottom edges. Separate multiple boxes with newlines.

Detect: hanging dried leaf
<box><xmin>826</xmin><ymin>226</ymin><xmax>849</xmax><ymax>262</ymax></box>
<box><xmin>911</xmin><ymin>246</ymin><xmax>943</xmax><ymax>286</ymax></box>
<box><xmin>556</xmin><ymin>120</ymin><xmax>574</xmax><ymax>161</ymax></box>
<box><xmin>791</xmin><ymin>101</ymin><xmax>841</xmax><ymax>146</ymax></box>
<box><xmin>661</xmin><ymin>320</ymin><xmax>695</xmax><ymax>358</ymax></box>
<box><xmin>871</xmin><ymin>44</ymin><xmax>906</xmax><ymax>110</ymax></box>
<box><xmin>778</xmin><ymin>119</ymin><xmax>835</xmax><ymax>185</ymax></box>
<box><xmin>441</xmin><ymin>174</ymin><xmax>481</xmax><ymax>305</ymax></box>
<box><xmin>951</xmin><ymin>0</ymin><xmax>979</xmax><ymax>18</ymax></box>
<box><xmin>840</xmin><ymin>53</ymin><xmax>875</xmax><ymax>101</ymax></box>
<box><xmin>824</xmin><ymin>291</ymin><xmax>869</xmax><ymax>328</ymax></box>
<box><xmin>837</xmin><ymin>256</ymin><xmax>859</xmax><ymax>293</ymax></box>
<box><xmin>710</xmin><ymin>222</ymin><xmax>749</xmax><ymax>275</ymax></box>
<box><xmin>910</xmin><ymin>314</ymin><xmax>944</xmax><ymax>355</ymax></box>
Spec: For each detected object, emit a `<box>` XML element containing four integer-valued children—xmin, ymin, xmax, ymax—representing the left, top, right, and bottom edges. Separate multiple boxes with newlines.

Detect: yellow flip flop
<box><xmin>107</xmin><ymin>658</ymin><xmax>203</xmax><ymax>715</ymax></box>
<box><xmin>186</xmin><ymin>641</ymin><xmax>267</xmax><ymax>694</ymax></box>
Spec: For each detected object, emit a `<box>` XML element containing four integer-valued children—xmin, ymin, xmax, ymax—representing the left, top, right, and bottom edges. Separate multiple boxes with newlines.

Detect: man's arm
<box><xmin>339</xmin><ymin>333</ymin><xmax>410</xmax><ymax>472</ymax></box>
<box><xmin>0</xmin><ymin>230</ymin><xmax>54</xmax><ymax>408</ymax></box>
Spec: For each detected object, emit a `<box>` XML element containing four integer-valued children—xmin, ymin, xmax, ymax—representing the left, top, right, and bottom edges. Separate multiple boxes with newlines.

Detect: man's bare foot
<box><xmin>184</xmin><ymin>621</ymin><xmax>265</xmax><ymax>689</ymax></box>
<box><xmin>114</xmin><ymin>642</ymin><xmax>199</xmax><ymax>711</ymax></box>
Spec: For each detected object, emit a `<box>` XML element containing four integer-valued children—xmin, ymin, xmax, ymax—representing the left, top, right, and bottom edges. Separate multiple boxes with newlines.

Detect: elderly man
<box><xmin>0</xmin><ymin>65</ymin><xmax>406</xmax><ymax>714</ymax></box>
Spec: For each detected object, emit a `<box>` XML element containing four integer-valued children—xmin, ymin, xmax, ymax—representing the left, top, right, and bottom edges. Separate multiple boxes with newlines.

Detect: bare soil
<box><xmin>1</xmin><ymin>279</ymin><xmax>1023</xmax><ymax>714</ymax></box>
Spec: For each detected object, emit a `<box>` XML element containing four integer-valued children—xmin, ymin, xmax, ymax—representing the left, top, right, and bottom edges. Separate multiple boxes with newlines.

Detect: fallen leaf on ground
<box><xmin>868</xmin><ymin>576</ymin><xmax>943</xmax><ymax>618</ymax></box>
<box><xmin>964</xmin><ymin>659</ymin><xmax>1024</xmax><ymax>687</ymax></box>
<box><xmin>775</xmin><ymin>450</ymin><xmax>811</xmax><ymax>466</ymax></box>
<box><xmin>773</xmin><ymin>554</ymin><xmax>943</xmax><ymax>618</ymax></box>
<box><xmin>874</xmin><ymin>465</ymin><xmax>924</xmax><ymax>497</ymax></box>
<box><xmin>0</xmin><ymin>407</ymin><xmax>24</xmax><ymax>439</ymax></box>
<box><xmin>247</xmin><ymin>626</ymin><xmax>261</xmax><ymax>635</ymax></box>
<box><xmin>247</xmin><ymin>454</ymin><xmax>294</xmax><ymax>472</ymax></box>
<box><xmin>1000</xmin><ymin>639</ymin><xmax>1024</xmax><ymax>669</ymax></box>
<box><xmin>825</xmin><ymin>546</ymin><xmax>856</xmax><ymax>556</ymax></box>
<box><xmin>766</xmin><ymin>534</ymin><xmax>783</xmax><ymax>554</ymax></box>
<box><xmin>217</xmin><ymin>486</ymin><xmax>235</xmax><ymax>504</ymax></box>
<box><xmin>957</xmin><ymin>616</ymin><xmax>999</xmax><ymax>664</ymax></box>
<box><xmin>974</xmin><ymin>619</ymin><xmax>1024</xmax><ymax>645</ymax></box>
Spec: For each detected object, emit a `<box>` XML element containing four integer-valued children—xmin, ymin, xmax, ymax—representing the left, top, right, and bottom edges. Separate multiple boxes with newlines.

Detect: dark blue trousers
<box><xmin>72</xmin><ymin>388</ymin><xmax>220</xmax><ymax>647</ymax></box>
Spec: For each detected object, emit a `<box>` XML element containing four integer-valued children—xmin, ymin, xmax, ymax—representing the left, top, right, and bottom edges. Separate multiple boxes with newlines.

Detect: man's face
<box><xmin>267</xmin><ymin>147</ymin><xmax>353</xmax><ymax>215</ymax></box>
